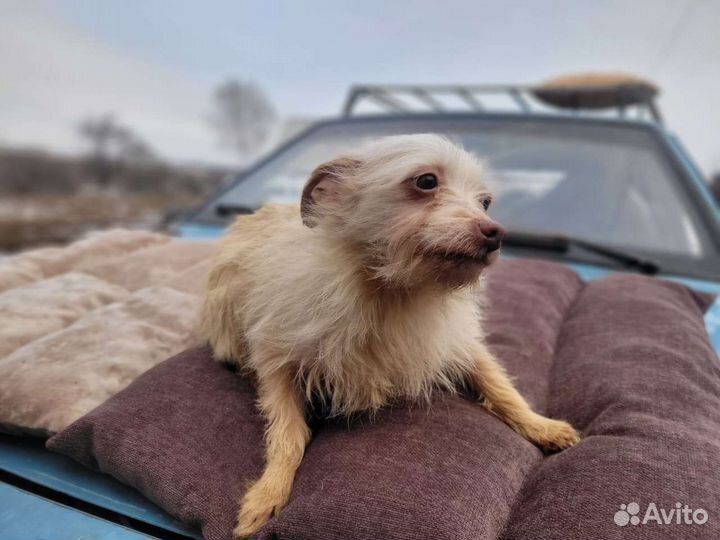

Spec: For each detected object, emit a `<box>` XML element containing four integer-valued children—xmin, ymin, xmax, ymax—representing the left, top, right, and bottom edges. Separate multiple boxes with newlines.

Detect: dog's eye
<box><xmin>481</xmin><ymin>198</ymin><xmax>491</xmax><ymax>211</ymax></box>
<box><xmin>415</xmin><ymin>173</ymin><xmax>438</xmax><ymax>191</ymax></box>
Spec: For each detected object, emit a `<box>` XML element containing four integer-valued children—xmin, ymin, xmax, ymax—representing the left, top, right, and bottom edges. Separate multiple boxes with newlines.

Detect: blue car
<box><xmin>180</xmin><ymin>84</ymin><xmax>719</xmax><ymax>344</ymax></box>
<box><xmin>2</xmin><ymin>82</ymin><xmax>718</xmax><ymax>539</ymax></box>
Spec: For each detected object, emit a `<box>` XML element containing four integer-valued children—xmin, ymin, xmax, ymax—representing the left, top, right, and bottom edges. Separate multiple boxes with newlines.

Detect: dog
<box><xmin>200</xmin><ymin>134</ymin><xmax>580</xmax><ymax>538</ymax></box>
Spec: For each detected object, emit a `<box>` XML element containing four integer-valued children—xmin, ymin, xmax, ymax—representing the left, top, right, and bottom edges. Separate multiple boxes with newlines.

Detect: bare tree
<box><xmin>79</xmin><ymin>114</ymin><xmax>118</xmax><ymax>186</ymax></box>
<box><xmin>209</xmin><ymin>80</ymin><xmax>278</xmax><ymax>163</ymax></box>
<box><xmin>78</xmin><ymin>114</ymin><xmax>156</xmax><ymax>186</ymax></box>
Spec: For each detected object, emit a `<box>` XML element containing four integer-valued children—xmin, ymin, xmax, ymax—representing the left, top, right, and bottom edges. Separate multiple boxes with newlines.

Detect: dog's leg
<box><xmin>234</xmin><ymin>365</ymin><xmax>310</xmax><ymax>539</ymax></box>
<box><xmin>469</xmin><ymin>343</ymin><xmax>580</xmax><ymax>451</ymax></box>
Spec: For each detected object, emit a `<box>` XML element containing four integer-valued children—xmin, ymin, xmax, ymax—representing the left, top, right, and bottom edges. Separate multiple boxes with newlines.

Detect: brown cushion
<box><xmin>502</xmin><ymin>275</ymin><xmax>720</xmax><ymax>540</ymax></box>
<box><xmin>49</xmin><ymin>346</ymin><xmax>266</xmax><ymax>539</ymax></box>
<box><xmin>47</xmin><ymin>260</ymin><xmax>716</xmax><ymax>540</ymax></box>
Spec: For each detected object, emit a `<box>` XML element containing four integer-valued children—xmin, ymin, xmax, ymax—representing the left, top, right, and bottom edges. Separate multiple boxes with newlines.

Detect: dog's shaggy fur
<box><xmin>201</xmin><ymin>134</ymin><xmax>580</xmax><ymax>538</ymax></box>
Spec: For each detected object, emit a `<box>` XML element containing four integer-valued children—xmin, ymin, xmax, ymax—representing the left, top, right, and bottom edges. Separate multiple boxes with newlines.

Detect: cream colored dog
<box><xmin>201</xmin><ymin>134</ymin><xmax>580</xmax><ymax>538</ymax></box>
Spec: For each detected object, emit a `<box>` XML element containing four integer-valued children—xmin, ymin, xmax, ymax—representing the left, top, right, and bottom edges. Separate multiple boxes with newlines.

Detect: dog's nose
<box><xmin>474</xmin><ymin>221</ymin><xmax>505</xmax><ymax>252</ymax></box>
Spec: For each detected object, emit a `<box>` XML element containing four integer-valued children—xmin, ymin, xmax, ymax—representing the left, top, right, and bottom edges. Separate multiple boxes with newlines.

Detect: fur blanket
<box><xmin>0</xmin><ymin>229</ymin><xmax>214</xmax><ymax>435</ymax></box>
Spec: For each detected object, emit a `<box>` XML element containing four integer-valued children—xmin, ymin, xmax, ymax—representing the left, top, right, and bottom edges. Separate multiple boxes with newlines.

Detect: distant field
<box><xmin>0</xmin><ymin>194</ymin><xmax>204</xmax><ymax>251</ymax></box>
<box><xmin>0</xmin><ymin>145</ymin><xmax>234</xmax><ymax>251</ymax></box>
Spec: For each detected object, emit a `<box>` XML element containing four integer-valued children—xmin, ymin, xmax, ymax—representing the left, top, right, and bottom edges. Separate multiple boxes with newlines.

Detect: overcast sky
<box><xmin>1</xmin><ymin>0</ymin><xmax>718</xmax><ymax>173</ymax></box>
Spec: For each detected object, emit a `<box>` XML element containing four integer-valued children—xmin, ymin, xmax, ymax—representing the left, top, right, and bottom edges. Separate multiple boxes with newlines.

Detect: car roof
<box><xmin>298</xmin><ymin>110</ymin><xmax>671</xmax><ymax>134</ymax></box>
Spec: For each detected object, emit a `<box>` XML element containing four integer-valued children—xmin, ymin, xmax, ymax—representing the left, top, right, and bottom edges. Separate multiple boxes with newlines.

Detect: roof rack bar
<box><xmin>365</xmin><ymin>88</ymin><xmax>411</xmax><ymax>113</ymax></box>
<box><xmin>509</xmin><ymin>88</ymin><xmax>531</xmax><ymax>112</ymax></box>
<box><xmin>342</xmin><ymin>87</ymin><xmax>365</xmax><ymax>116</ymax></box>
<box><xmin>647</xmin><ymin>100</ymin><xmax>664</xmax><ymax>125</ymax></box>
<box><xmin>347</xmin><ymin>84</ymin><xmax>534</xmax><ymax>93</ymax></box>
<box><xmin>412</xmin><ymin>87</ymin><xmax>445</xmax><ymax>111</ymax></box>
<box><xmin>457</xmin><ymin>88</ymin><xmax>483</xmax><ymax>110</ymax></box>
<box><xmin>342</xmin><ymin>84</ymin><xmax>664</xmax><ymax>126</ymax></box>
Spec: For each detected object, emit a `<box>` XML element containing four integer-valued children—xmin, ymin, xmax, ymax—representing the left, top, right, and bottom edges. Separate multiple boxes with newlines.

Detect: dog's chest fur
<box><xmin>296</xmin><ymin>283</ymin><xmax>482</xmax><ymax>413</ymax></box>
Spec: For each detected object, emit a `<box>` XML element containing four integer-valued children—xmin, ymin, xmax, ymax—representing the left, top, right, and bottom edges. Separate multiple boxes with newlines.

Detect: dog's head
<box><xmin>300</xmin><ymin>134</ymin><xmax>504</xmax><ymax>289</ymax></box>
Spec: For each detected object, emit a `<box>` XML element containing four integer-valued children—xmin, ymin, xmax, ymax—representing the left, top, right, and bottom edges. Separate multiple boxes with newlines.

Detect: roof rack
<box><xmin>342</xmin><ymin>84</ymin><xmax>664</xmax><ymax>124</ymax></box>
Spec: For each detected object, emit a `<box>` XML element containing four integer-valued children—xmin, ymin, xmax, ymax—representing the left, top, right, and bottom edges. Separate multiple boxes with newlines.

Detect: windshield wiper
<box><xmin>215</xmin><ymin>204</ymin><xmax>257</xmax><ymax>217</ymax></box>
<box><xmin>502</xmin><ymin>230</ymin><xmax>661</xmax><ymax>275</ymax></box>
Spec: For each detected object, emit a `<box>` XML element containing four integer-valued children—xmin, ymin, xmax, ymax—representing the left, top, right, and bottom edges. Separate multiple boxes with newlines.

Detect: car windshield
<box><xmin>195</xmin><ymin>116</ymin><xmax>719</xmax><ymax>278</ymax></box>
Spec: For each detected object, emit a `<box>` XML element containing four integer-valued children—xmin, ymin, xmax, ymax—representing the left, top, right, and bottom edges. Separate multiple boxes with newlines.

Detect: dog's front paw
<box><xmin>524</xmin><ymin>416</ymin><xmax>581</xmax><ymax>452</ymax></box>
<box><xmin>234</xmin><ymin>480</ymin><xmax>287</xmax><ymax>539</ymax></box>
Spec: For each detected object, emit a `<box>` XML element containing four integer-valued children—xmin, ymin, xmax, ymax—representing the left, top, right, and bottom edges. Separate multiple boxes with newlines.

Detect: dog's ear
<box><xmin>301</xmin><ymin>157</ymin><xmax>361</xmax><ymax>228</ymax></box>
